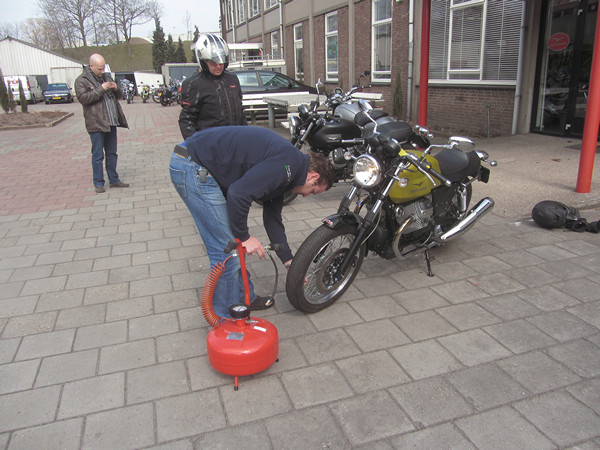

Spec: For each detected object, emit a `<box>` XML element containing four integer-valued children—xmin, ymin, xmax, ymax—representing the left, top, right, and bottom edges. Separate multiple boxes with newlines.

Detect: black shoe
<box><xmin>95</xmin><ymin>186</ymin><xmax>105</xmax><ymax>193</ymax></box>
<box><xmin>250</xmin><ymin>296</ymin><xmax>275</xmax><ymax>311</ymax></box>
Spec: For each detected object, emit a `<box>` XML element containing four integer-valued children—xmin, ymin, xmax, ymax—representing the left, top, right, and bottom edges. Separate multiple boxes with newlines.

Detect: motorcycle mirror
<box><xmin>449</xmin><ymin>136</ymin><xmax>475</xmax><ymax>152</ymax></box>
<box><xmin>362</xmin><ymin>70</ymin><xmax>371</xmax><ymax>76</ymax></box>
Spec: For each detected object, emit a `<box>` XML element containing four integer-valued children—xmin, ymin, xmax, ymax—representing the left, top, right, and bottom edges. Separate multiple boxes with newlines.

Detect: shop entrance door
<box><xmin>533</xmin><ymin>0</ymin><xmax>598</xmax><ymax>136</ymax></box>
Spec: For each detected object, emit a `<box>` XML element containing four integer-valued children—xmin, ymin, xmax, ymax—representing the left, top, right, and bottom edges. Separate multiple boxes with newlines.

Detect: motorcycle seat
<box><xmin>363</xmin><ymin>119</ymin><xmax>414</xmax><ymax>143</ymax></box>
<box><xmin>434</xmin><ymin>148</ymin><xmax>481</xmax><ymax>182</ymax></box>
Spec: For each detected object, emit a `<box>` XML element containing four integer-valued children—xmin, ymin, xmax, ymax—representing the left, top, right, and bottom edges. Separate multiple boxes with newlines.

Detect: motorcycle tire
<box><xmin>285</xmin><ymin>224</ymin><xmax>365</xmax><ymax>313</ymax></box>
<box><xmin>152</xmin><ymin>94</ymin><xmax>161</xmax><ymax>103</ymax></box>
<box><xmin>160</xmin><ymin>96</ymin><xmax>169</xmax><ymax>107</ymax></box>
<box><xmin>127</xmin><ymin>97</ymin><xmax>131</xmax><ymax>104</ymax></box>
<box><xmin>143</xmin><ymin>96</ymin><xmax>147</xmax><ymax>103</ymax></box>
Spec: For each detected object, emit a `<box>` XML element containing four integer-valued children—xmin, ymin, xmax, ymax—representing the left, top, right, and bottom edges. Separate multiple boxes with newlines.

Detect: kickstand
<box><xmin>424</xmin><ymin>248</ymin><xmax>435</xmax><ymax>277</ymax></box>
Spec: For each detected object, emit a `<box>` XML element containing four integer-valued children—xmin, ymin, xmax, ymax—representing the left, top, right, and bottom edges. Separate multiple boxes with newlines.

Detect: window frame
<box><xmin>294</xmin><ymin>23</ymin><xmax>304</xmax><ymax>82</ymax></box>
<box><xmin>237</xmin><ymin>0</ymin><xmax>247</xmax><ymax>24</ymax></box>
<box><xmin>325</xmin><ymin>11</ymin><xmax>339</xmax><ymax>82</ymax></box>
<box><xmin>265</xmin><ymin>0</ymin><xmax>278</xmax><ymax>10</ymax></box>
<box><xmin>271</xmin><ymin>30</ymin><xmax>281</xmax><ymax>59</ymax></box>
<box><xmin>371</xmin><ymin>0</ymin><xmax>393</xmax><ymax>83</ymax></box>
<box><xmin>249</xmin><ymin>0</ymin><xmax>260</xmax><ymax>18</ymax></box>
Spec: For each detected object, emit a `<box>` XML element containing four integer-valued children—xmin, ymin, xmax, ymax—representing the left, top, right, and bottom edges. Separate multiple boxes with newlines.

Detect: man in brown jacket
<box><xmin>75</xmin><ymin>53</ymin><xmax>129</xmax><ymax>193</ymax></box>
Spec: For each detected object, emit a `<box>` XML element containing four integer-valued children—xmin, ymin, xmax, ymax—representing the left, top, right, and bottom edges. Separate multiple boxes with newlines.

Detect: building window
<box><xmin>226</xmin><ymin>0</ymin><xmax>234</xmax><ymax>29</ymax></box>
<box><xmin>249</xmin><ymin>0</ymin><xmax>260</xmax><ymax>18</ymax></box>
<box><xmin>237</xmin><ymin>0</ymin><xmax>247</xmax><ymax>24</ymax></box>
<box><xmin>265</xmin><ymin>0</ymin><xmax>278</xmax><ymax>10</ymax></box>
<box><xmin>294</xmin><ymin>24</ymin><xmax>304</xmax><ymax>82</ymax></box>
<box><xmin>325</xmin><ymin>12</ymin><xmax>338</xmax><ymax>82</ymax></box>
<box><xmin>271</xmin><ymin>31</ymin><xmax>281</xmax><ymax>59</ymax></box>
<box><xmin>372</xmin><ymin>0</ymin><xmax>392</xmax><ymax>81</ymax></box>
<box><xmin>430</xmin><ymin>0</ymin><xmax>524</xmax><ymax>84</ymax></box>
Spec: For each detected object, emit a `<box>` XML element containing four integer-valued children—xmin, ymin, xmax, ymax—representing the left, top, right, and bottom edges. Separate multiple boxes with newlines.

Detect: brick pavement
<box><xmin>0</xmin><ymin>100</ymin><xmax>599</xmax><ymax>448</ymax></box>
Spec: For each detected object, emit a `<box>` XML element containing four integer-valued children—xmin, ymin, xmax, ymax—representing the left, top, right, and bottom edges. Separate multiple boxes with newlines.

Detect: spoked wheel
<box><xmin>286</xmin><ymin>224</ymin><xmax>365</xmax><ymax>313</ymax></box>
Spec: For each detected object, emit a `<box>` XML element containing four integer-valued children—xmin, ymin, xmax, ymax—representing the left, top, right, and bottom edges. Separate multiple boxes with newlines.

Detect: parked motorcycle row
<box><xmin>118</xmin><ymin>79</ymin><xmax>183</xmax><ymax>106</ymax></box>
<box><xmin>284</xmin><ymin>71</ymin><xmax>497</xmax><ymax>313</ymax></box>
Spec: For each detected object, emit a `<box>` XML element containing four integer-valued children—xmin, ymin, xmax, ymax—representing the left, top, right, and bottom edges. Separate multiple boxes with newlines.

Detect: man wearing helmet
<box><xmin>178</xmin><ymin>33</ymin><xmax>247</xmax><ymax>139</ymax></box>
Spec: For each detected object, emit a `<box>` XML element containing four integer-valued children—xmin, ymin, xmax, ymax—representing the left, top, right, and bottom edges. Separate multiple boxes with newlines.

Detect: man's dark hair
<box><xmin>308</xmin><ymin>152</ymin><xmax>335</xmax><ymax>190</ymax></box>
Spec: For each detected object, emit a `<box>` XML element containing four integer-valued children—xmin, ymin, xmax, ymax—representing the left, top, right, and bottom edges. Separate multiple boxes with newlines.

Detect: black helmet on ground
<box><xmin>531</xmin><ymin>200</ymin><xmax>580</xmax><ymax>229</ymax></box>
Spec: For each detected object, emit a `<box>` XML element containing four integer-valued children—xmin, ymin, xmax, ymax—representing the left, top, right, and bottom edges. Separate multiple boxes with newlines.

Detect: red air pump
<box><xmin>202</xmin><ymin>239</ymin><xmax>279</xmax><ymax>390</ymax></box>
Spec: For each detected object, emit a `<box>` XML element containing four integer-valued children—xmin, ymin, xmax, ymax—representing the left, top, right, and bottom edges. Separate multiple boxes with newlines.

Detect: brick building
<box><xmin>220</xmin><ymin>0</ymin><xmax>598</xmax><ymax>138</ymax></box>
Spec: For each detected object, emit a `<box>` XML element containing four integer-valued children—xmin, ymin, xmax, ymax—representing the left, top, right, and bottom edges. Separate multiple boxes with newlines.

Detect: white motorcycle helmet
<box><xmin>193</xmin><ymin>33</ymin><xmax>229</xmax><ymax>72</ymax></box>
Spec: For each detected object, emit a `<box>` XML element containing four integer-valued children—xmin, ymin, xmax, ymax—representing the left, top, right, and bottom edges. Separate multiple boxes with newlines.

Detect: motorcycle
<box><xmin>160</xmin><ymin>80</ymin><xmax>182</xmax><ymax>107</ymax></box>
<box><xmin>121</xmin><ymin>80</ymin><xmax>135</xmax><ymax>104</ymax></box>
<box><xmin>152</xmin><ymin>86</ymin><xmax>164</xmax><ymax>103</ymax></box>
<box><xmin>140</xmin><ymin>84</ymin><xmax>150</xmax><ymax>103</ymax></box>
<box><xmin>285</xmin><ymin>100</ymin><xmax>497</xmax><ymax>313</ymax></box>
<box><xmin>285</xmin><ymin>71</ymin><xmax>430</xmax><ymax>205</ymax></box>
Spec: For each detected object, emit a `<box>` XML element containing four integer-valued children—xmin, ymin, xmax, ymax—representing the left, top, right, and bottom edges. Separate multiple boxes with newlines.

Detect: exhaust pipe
<box><xmin>436</xmin><ymin>197</ymin><xmax>495</xmax><ymax>243</ymax></box>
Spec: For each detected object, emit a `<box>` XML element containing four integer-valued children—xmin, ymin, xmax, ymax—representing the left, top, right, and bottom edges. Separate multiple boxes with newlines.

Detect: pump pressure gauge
<box><xmin>230</xmin><ymin>303</ymin><xmax>250</xmax><ymax>319</ymax></box>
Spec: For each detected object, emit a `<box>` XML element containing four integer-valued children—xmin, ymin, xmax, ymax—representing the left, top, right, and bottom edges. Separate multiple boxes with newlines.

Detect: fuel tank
<box><xmin>389</xmin><ymin>151</ymin><xmax>443</xmax><ymax>203</ymax></box>
<box><xmin>307</xmin><ymin>116</ymin><xmax>361</xmax><ymax>151</ymax></box>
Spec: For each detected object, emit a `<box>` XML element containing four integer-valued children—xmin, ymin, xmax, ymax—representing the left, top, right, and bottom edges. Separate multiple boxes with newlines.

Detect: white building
<box><xmin>0</xmin><ymin>37</ymin><xmax>84</xmax><ymax>89</ymax></box>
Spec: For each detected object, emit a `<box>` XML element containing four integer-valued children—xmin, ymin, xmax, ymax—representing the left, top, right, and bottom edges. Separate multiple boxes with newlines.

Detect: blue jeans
<box><xmin>90</xmin><ymin>127</ymin><xmax>121</xmax><ymax>187</ymax></box>
<box><xmin>169</xmin><ymin>153</ymin><xmax>256</xmax><ymax>318</ymax></box>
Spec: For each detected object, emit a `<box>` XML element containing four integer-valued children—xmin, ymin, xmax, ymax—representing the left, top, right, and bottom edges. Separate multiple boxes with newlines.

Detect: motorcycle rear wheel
<box><xmin>286</xmin><ymin>224</ymin><xmax>365</xmax><ymax>313</ymax></box>
<box><xmin>152</xmin><ymin>93</ymin><xmax>161</xmax><ymax>103</ymax></box>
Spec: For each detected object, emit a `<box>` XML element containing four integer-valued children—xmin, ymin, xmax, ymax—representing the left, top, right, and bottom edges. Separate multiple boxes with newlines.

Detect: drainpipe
<box><xmin>279</xmin><ymin>0</ymin><xmax>284</xmax><ymax>61</ymax></box>
<box><xmin>407</xmin><ymin>0</ymin><xmax>414</xmax><ymax>120</ymax></box>
<box><xmin>418</xmin><ymin>0</ymin><xmax>431</xmax><ymax>126</ymax></box>
<box><xmin>511</xmin><ymin>1</ymin><xmax>526</xmax><ymax>135</ymax></box>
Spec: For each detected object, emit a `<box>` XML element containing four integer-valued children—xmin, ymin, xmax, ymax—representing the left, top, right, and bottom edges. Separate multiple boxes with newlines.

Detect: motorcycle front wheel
<box><xmin>152</xmin><ymin>93</ymin><xmax>161</xmax><ymax>103</ymax></box>
<box><xmin>286</xmin><ymin>224</ymin><xmax>365</xmax><ymax>313</ymax></box>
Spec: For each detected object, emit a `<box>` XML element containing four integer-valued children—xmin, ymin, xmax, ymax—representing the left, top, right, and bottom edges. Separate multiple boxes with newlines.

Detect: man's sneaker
<box><xmin>95</xmin><ymin>186</ymin><xmax>105</xmax><ymax>193</ymax></box>
<box><xmin>250</xmin><ymin>296</ymin><xmax>275</xmax><ymax>311</ymax></box>
<box><xmin>110</xmin><ymin>182</ymin><xmax>129</xmax><ymax>188</ymax></box>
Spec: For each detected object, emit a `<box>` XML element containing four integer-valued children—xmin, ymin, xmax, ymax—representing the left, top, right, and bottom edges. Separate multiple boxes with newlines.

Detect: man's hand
<box><xmin>102</xmin><ymin>81</ymin><xmax>117</xmax><ymax>91</ymax></box>
<box><xmin>242</xmin><ymin>236</ymin><xmax>265</xmax><ymax>259</ymax></box>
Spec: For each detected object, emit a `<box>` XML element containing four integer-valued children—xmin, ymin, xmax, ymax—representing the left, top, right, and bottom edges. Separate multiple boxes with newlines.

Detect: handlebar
<box><xmin>403</xmin><ymin>149</ymin><xmax>452</xmax><ymax>187</ymax></box>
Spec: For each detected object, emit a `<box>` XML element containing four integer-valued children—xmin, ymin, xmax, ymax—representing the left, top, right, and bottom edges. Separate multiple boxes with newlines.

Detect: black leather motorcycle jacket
<box><xmin>178</xmin><ymin>69</ymin><xmax>247</xmax><ymax>139</ymax></box>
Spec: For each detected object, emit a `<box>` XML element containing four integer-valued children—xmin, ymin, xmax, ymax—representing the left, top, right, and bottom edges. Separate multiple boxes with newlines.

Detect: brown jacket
<box><xmin>75</xmin><ymin>69</ymin><xmax>128</xmax><ymax>133</ymax></box>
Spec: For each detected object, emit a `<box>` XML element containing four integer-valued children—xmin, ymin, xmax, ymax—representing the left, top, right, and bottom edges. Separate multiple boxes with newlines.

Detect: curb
<box><xmin>0</xmin><ymin>112</ymin><xmax>73</xmax><ymax>131</ymax></box>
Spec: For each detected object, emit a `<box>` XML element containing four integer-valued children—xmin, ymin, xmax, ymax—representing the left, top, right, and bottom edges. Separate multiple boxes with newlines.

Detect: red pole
<box><xmin>419</xmin><ymin>0</ymin><xmax>431</xmax><ymax>126</ymax></box>
<box><xmin>576</xmin><ymin>6</ymin><xmax>600</xmax><ymax>193</ymax></box>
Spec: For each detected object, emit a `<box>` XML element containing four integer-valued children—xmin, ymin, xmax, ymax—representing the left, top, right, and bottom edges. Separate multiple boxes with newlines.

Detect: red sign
<box><xmin>549</xmin><ymin>32</ymin><xmax>570</xmax><ymax>51</ymax></box>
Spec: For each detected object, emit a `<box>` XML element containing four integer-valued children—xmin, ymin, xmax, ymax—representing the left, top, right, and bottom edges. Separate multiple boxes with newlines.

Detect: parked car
<box><xmin>232</xmin><ymin>70</ymin><xmax>317</xmax><ymax>95</ymax></box>
<box><xmin>42</xmin><ymin>83</ymin><xmax>74</xmax><ymax>104</ymax></box>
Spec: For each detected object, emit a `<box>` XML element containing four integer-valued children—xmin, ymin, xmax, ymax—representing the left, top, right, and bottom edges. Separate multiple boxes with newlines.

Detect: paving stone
<box><xmin>513</xmin><ymin>391</ymin><xmax>600</xmax><ymax>447</ymax></box>
<box><xmin>393</xmin><ymin>310</ymin><xmax>457</xmax><ymax>342</ymax></box>
<box><xmin>155</xmin><ymin>390</ymin><xmax>225</xmax><ymax>442</ymax></box>
<box><xmin>35</xmin><ymin>349</ymin><xmax>98</xmax><ymax>387</ymax></box>
<box><xmin>130</xmin><ymin>275</ymin><xmax>172</xmax><ymax>297</ymax></box>
<box><xmin>503</xmin><ymin>265</ymin><xmax>559</xmax><ymax>288</ymax></box>
<box><xmin>82</xmin><ymin>403</ymin><xmax>155</xmax><ymax>449</ymax></box>
<box><xmin>566</xmin><ymin>378</ymin><xmax>600</xmax><ymax>412</ymax></box>
<box><xmin>546</xmin><ymin>339</ymin><xmax>600</xmax><ymax>377</ymax></box>
<box><xmin>568</xmin><ymin>300</ymin><xmax>600</xmax><ymax>328</ymax></box>
<box><xmin>15</xmin><ymin>329</ymin><xmax>75</xmax><ymax>361</ymax></box>
<box><xmin>55</xmin><ymin>303</ymin><xmax>106</xmax><ymax>330</ymax></box>
<box><xmin>0</xmin><ymin>386</ymin><xmax>61</xmax><ymax>432</ymax></box>
<box><xmin>20</xmin><ymin>275</ymin><xmax>67</xmax><ymax>296</ymax></box>
<box><xmin>483</xmin><ymin>319</ymin><xmax>557</xmax><ymax>354</ymax></box>
<box><xmin>254</xmin><ymin>311</ymin><xmax>316</xmax><ymax>340</ymax></box>
<box><xmin>98</xmin><ymin>338</ymin><xmax>156</xmax><ymax>373</ymax></box>
<box><xmin>526</xmin><ymin>310</ymin><xmax>598</xmax><ymax>342</ymax></box>
<box><xmin>194</xmin><ymin>422</ymin><xmax>272</xmax><ymax>449</ymax></box>
<box><xmin>74</xmin><ymin>320</ymin><xmax>127</xmax><ymax>351</ymax></box>
<box><xmin>553</xmin><ymin>277</ymin><xmax>600</xmax><ymax>302</ymax></box>
<box><xmin>9</xmin><ymin>264</ymin><xmax>54</xmax><ymax>283</ymax></box>
<box><xmin>389</xmin><ymin>340</ymin><xmax>463</xmax><ymax>380</ymax></box>
<box><xmin>537</xmin><ymin>260</ymin><xmax>594</xmax><ymax>281</ymax></box>
<box><xmin>438</xmin><ymin>329</ymin><xmax>512</xmax><ymax>366</ymax></box>
<box><xmin>281</xmin><ymin>363</ymin><xmax>354</xmax><ymax>408</ymax></box>
<box><xmin>330</xmin><ymin>390</ymin><xmax>414</xmax><ymax>446</ymax></box>
<box><xmin>307</xmin><ymin>302</ymin><xmax>364</xmax><ymax>331</ymax></box>
<box><xmin>0</xmin><ymin>359</ymin><xmax>39</xmax><ymax>394</ymax></box>
<box><xmin>91</xmin><ymin>254</ymin><xmax>131</xmax><ymax>271</ymax></box>
<box><xmin>107</xmin><ymin>265</ymin><xmax>149</xmax><ymax>284</ymax></box>
<box><xmin>187</xmin><ymin>355</ymin><xmax>233</xmax><ymax>391</ymax></box>
<box><xmin>428</xmin><ymin>261</ymin><xmax>476</xmax><ymax>282</ymax></box>
<box><xmin>463</xmin><ymin>255</ymin><xmax>513</xmax><ymax>274</ymax></box>
<box><xmin>35</xmin><ymin>289</ymin><xmax>84</xmax><ymax>312</ymax></box>
<box><xmin>390</xmin><ymin>423</ymin><xmax>476</xmax><ymax>449</ymax></box>
<box><xmin>0</xmin><ymin>338</ymin><xmax>19</xmax><ymax>364</ymax></box>
<box><xmin>336</xmin><ymin>350</ymin><xmax>410</xmax><ymax>393</ymax></box>
<box><xmin>127</xmin><ymin>361</ymin><xmax>189</xmax><ymax>404</ymax></box>
<box><xmin>154</xmin><ymin>290</ymin><xmax>198</xmax><ymax>314</ymax></box>
<box><xmin>495</xmin><ymin>248</ymin><xmax>546</xmax><ymax>267</ymax></box>
<box><xmin>0</xmin><ymin>254</ymin><xmax>36</xmax><ymax>271</ymax></box>
<box><xmin>2</xmin><ymin>311</ymin><xmax>57</xmax><ymax>338</ymax></box>
<box><xmin>477</xmin><ymin>293</ymin><xmax>541</xmax><ymax>320</ymax></box>
<box><xmin>156</xmin><ymin>329</ymin><xmax>207</xmax><ymax>363</ymax></box>
<box><xmin>497</xmin><ymin>351</ymin><xmax>581</xmax><ymax>394</ymax></box>
<box><xmin>392</xmin><ymin>287</ymin><xmax>450</xmax><ymax>313</ymax></box>
<box><xmin>390</xmin><ymin>268</ymin><xmax>445</xmax><ymax>290</ymax></box>
<box><xmin>58</xmin><ymin>373</ymin><xmax>124</xmax><ymax>419</ymax></box>
<box><xmin>129</xmin><ymin>312</ymin><xmax>180</xmax><ymax>340</ymax></box>
<box><xmin>0</xmin><ymin>296</ymin><xmax>37</xmax><ymax>318</ymax></box>
<box><xmin>455</xmin><ymin>406</ymin><xmax>554</xmax><ymax>449</ymax></box>
<box><xmin>295</xmin><ymin>328</ymin><xmax>361</xmax><ymax>364</ymax></box>
<box><xmin>7</xmin><ymin>417</ymin><xmax>83</xmax><ymax>450</ymax></box>
<box><xmin>518</xmin><ymin>285</ymin><xmax>581</xmax><ymax>311</ymax></box>
<box><xmin>430</xmin><ymin>280</ymin><xmax>489</xmax><ymax>304</ymax></box>
<box><xmin>344</xmin><ymin>319</ymin><xmax>410</xmax><ymax>353</ymax></box>
<box><xmin>353</xmin><ymin>275</ymin><xmax>403</xmax><ymax>297</ymax></box>
<box><xmin>437</xmin><ymin>303</ymin><xmax>500</xmax><ymax>330</ymax></box>
<box><xmin>349</xmin><ymin>295</ymin><xmax>408</xmax><ymax>320</ymax></box>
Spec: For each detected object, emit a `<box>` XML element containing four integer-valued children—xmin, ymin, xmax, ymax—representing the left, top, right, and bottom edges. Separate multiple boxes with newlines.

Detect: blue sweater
<box><xmin>185</xmin><ymin>126</ymin><xmax>309</xmax><ymax>262</ymax></box>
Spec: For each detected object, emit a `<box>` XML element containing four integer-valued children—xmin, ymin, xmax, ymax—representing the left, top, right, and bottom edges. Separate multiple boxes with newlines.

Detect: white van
<box><xmin>3</xmin><ymin>76</ymin><xmax>44</xmax><ymax>104</ymax></box>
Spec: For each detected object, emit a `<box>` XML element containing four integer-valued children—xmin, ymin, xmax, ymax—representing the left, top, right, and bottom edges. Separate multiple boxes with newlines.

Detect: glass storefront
<box><xmin>533</xmin><ymin>0</ymin><xmax>598</xmax><ymax>136</ymax></box>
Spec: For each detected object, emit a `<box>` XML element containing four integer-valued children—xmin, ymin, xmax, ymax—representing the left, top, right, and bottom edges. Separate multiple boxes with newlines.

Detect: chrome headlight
<box><xmin>354</xmin><ymin>155</ymin><xmax>382</xmax><ymax>188</ymax></box>
<box><xmin>289</xmin><ymin>115</ymin><xmax>301</xmax><ymax>136</ymax></box>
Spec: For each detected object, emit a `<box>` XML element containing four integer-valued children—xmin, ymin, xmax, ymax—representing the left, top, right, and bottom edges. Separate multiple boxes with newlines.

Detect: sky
<box><xmin>0</xmin><ymin>0</ymin><xmax>221</xmax><ymax>41</ymax></box>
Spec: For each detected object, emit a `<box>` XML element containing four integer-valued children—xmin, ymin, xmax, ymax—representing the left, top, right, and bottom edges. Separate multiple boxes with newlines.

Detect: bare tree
<box><xmin>21</xmin><ymin>18</ymin><xmax>67</xmax><ymax>51</ymax></box>
<box><xmin>183</xmin><ymin>11</ymin><xmax>192</xmax><ymax>40</ymax></box>
<box><xmin>38</xmin><ymin>0</ymin><xmax>99</xmax><ymax>47</ymax></box>
<box><xmin>101</xmin><ymin>0</ymin><xmax>153</xmax><ymax>54</ymax></box>
<box><xmin>146</xmin><ymin>1</ymin><xmax>164</xmax><ymax>23</ymax></box>
<box><xmin>0</xmin><ymin>23</ymin><xmax>21</xmax><ymax>39</ymax></box>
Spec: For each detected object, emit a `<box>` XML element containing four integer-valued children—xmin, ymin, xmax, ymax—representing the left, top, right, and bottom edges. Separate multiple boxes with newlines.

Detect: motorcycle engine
<box><xmin>330</xmin><ymin>148</ymin><xmax>348</xmax><ymax>170</ymax></box>
<box><xmin>395</xmin><ymin>198</ymin><xmax>434</xmax><ymax>233</ymax></box>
